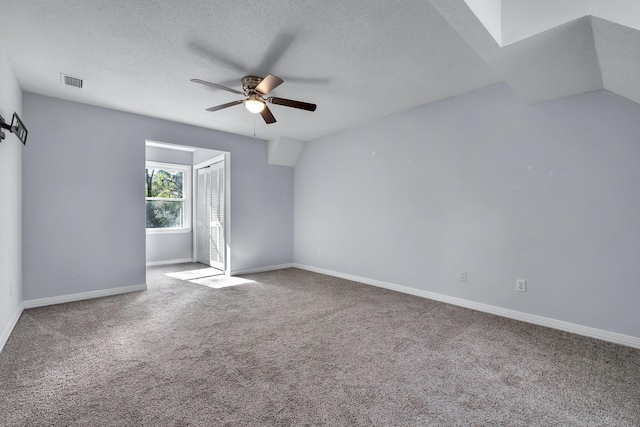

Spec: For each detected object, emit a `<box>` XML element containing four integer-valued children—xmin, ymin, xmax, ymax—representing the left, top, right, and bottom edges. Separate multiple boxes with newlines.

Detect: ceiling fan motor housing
<box><xmin>242</xmin><ymin>76</ymin><xmax>263</xmax><ymax>94</ymax></box>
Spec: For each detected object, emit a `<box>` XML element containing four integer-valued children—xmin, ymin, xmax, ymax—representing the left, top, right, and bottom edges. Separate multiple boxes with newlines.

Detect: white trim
<box><xmin>146</xmin><ymin>228</ymin><xmax>192</xmax><ymax>235</ymax></box>
<box><xmin>292</xmin><ymin>263</ymin><xmax>640</xmax><ymax>350</ymax></box>
<box><xmin>145</xmin><ymin>197</ymin><xmax>185</xmax><ymax>201</ymax></box>
<box><xmin>192</xmin><ymin>165</ymin><xmax>198</xmax><ymax>267</ymax></box>
<box><xmin>0</xmin><ymin>302</ymin><xmax>24</xmax><ymax>352</ymax></box>
<box><xmin>224</xmin><ymin>153</ymin><xmax>231</xmax><ymax>276</ymax></box>
<box><xmin>146</xmin><ymin>258</ymin><xmax>195</xmax><ymax>267</ymax></box>
<box><xmin>145</xmin><ymin>140</ymin><xmax>197</xmax><ymax>152</ymax></box>
<box><xmin>193</xmin><ymin>153</ymin><xmax>225</xmax><ymax>170</ymax></box>
<box><xmin>231</xmin><ymin>263</ymin><xmax>294</xmax><ymax>276</ymax></box>
<box><xmin>146</xmin><ymin>160</ymin><xmax>192</xmax><ymax>171</ymax></box>
<box><xmin>23</xmin><ymin>284</ymin><xmax>147</xmax><ymax>309</ymax></box>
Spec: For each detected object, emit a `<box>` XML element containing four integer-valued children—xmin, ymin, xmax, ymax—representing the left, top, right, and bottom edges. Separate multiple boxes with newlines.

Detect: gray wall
<box><xmin>193</xmin><ymin>147</ymin><xmax>224</xmax><ymax>166</ymax></box>
<box><xmin>294</xmin><ymin>83</ymin><xmax>640</xmax><ymax>337</ymax></box>
<box><xmin>146</xmin><ymin>232</ymin><xmax>193</xmax><ymax>264</ymax></box>
<box><xmin>145</xmin><ymin>145</ymin><xmax>192</xmax><ymax>165</ymax></box>
<box><xmin>0</xmin><ymin>40</ymin><xmax>23</xmax><ymax>349</ymax></box>
<box><xmin>145</xmin><ymin>145</ymin><xmax>193</xmax><ymax>264</ymax></box>
<box><xmin>23</xmin><ymin>93</ymin><xmax>293</xmax><ymax>300</ymax></box>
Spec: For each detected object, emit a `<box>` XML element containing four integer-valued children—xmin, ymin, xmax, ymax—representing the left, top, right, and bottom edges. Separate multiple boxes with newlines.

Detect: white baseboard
<box><xmin>0</xmin><ymin>302</ymin><xmax>25</xmax><ymax>352</ymax></box>
<box><xmin>146</xmin><ymin>258</ymin><xmax>194</xmax><ymax>267</ymax></box>
<box><xmin>232</xmin><ymin>263</ymin><xmax>294</xmax><ymax>276</ymax></box>
<box><xmin>23</xmin><ymin>284</ymin><xmax>148</xmax><ymax>309</ymax></box>
<box><xmin>293</xmin><ymin>263</ymin><xmax>640</xmax><ymax>350</ymax></box>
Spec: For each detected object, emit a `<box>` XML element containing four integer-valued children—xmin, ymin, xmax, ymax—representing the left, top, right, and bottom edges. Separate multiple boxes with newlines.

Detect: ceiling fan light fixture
<box><xmin>244</xmin><ymin>95</ymin><xmax>265</xmax><ymax>114</ymax></box>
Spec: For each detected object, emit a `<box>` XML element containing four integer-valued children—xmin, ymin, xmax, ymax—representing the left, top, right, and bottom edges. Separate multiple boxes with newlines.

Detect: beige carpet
<box><xmin>1</xmin><ymin>264</ymin><xmax>639</xmax><ymax>426</ymax></box>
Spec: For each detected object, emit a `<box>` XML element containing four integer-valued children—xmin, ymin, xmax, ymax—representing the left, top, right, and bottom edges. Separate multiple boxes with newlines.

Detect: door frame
<box><xmin>193</xmin><ymin>152</ymin><xmax>231</xmax><ymax>276</ymax></box>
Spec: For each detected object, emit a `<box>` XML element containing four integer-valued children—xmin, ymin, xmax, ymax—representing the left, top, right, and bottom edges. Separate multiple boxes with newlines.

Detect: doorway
<box><xmin>144</xmin><ymin>140</ymin><xmax>230</xmax><ymax>273</ymax></box>
<box><xmin>195</xmin><ymin>154</ymin><xmax>227</xmax><ymax>273</ymax></box>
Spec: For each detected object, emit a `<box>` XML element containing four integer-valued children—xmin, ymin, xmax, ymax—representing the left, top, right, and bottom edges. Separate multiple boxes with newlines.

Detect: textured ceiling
<box><xmin>0</xmin><ymin>1</ymin><xmax>639</xmax><ymax>142</ymax></box>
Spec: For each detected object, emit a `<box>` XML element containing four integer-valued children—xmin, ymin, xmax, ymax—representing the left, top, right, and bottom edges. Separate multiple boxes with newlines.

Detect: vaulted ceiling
<box><xmin>0</xmin><ymin>1</ymin><xmax>638</xmax><ymax>142</ymax></box>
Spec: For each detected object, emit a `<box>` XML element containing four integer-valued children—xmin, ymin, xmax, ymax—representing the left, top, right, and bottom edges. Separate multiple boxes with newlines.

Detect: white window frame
<box><xmin>145</xmin><ymin>161</ymin><xmax>192</xmax><ymax>234</ymax></box>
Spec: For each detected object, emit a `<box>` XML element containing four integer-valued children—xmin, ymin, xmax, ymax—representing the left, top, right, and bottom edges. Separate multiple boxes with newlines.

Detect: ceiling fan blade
<box><xmin>260</xmin><ymin>105</ymin><xmax>277</xmax><ymax>124</ymax></box>
<box><xmin>255</xmin><ymin>74</ymin><xmax>284</xmax><ymax>95</ymax></box>
<box><xmin>268</xmin><ymin>97</ymin><xmax>317</xmax><ymax>112</ymax></box>
<box><xmin>277</xmin><ymin>76</ymin><xmax>330</xmax><ymax>86</ymax></box>
<box><xmin>191</xmin><ymin>79</ymin><xmax>243</xmax><ymax>95</ymax></box>
<box><xmin>205</xmin><ymin>100</ymin><xmax>244</xmax><ymax>112</ymax></box>
<box><xmin>255</xmin><ymin>32</ymin><xmax>295</xmax><ymax>75</ymax></box>
<box><xmin>186</xmin><ymin>41</ymin><xmax>247</xmax><ymax>74</ymax></box>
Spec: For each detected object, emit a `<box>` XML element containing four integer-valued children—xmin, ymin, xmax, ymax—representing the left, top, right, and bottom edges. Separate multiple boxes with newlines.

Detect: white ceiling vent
<box><xmin>60</xmin><ymin>73</ymin><xmax>84</xmax><ymax>88</ymax></box>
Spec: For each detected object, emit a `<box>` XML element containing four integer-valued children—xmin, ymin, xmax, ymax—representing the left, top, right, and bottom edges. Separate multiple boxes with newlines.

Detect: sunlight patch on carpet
<box><xmin>164</xmin><ymin>267</ymin><xmax>222</xmax><ymax>281</ymax></box>
<box><xmin>189</xmin><ymin>276</ymin><xmax>255</xmax><ymax>289</ymax></box>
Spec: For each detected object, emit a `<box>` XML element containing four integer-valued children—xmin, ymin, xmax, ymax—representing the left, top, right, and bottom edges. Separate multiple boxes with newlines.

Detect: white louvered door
<box><xmin>196</xmin><ymin>168</ymin><xmax>211</xmax><ymax>265</ymax></box>
<box><xmin>195</xmin><ymin>160</ymin><xmax>225</xmax><ymax>271</ymax></box>
<box><xmin>209</xmin><ymin>160</ymin><xmax>225</xmax><ymax>270</ymax></box>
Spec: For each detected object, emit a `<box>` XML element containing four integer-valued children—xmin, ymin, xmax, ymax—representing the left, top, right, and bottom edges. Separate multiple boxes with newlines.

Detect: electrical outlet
<box><xmin>516</xmin><ymin>279</ymin><xmax>526</xmax><ymax>292</ymax></box>
<box><xmin>9</xmin><ymin>284</ymin><xmax>12</xmax><ymax>297</ymax></box>
<box><xmin>316</xmin><ymin>249</ymin><xmax>321</xmax><ymax>257</ymax></box>
<box><xmin>459</xmin><ymin>270</ymin><xmax>467</xmax><ymax>281</ymax></box>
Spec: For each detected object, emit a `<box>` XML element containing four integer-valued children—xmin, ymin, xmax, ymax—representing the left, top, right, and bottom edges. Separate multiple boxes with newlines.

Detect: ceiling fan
<box><xmin>191</xmin><ymin>74</ymin><xmax>316</xmax><ymax>124</ymax></box>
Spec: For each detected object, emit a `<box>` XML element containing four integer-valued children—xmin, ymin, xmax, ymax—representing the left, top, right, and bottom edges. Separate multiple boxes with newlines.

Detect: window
<box><xmin>145</xmin><ymin>161</ymin><xmax>191</xmax><ymax>233</ymax></box>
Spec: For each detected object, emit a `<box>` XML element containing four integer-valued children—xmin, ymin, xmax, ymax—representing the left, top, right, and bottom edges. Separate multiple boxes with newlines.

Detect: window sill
<box><xmin>146</xmin><ymin>228</ymin><xmax>192</xmax><ymax>235</ymax></box>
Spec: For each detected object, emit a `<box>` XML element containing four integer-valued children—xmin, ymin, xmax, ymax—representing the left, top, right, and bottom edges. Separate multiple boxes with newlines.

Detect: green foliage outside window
<box><xmin>145</xmin><ymin>168</ymin><xmax>184</xmax><ymax>228</ymax></box>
